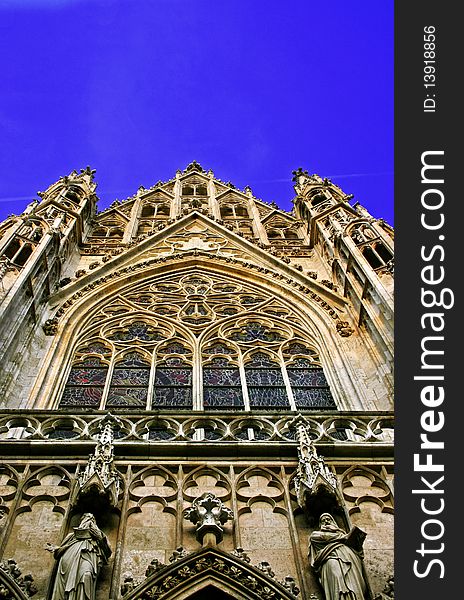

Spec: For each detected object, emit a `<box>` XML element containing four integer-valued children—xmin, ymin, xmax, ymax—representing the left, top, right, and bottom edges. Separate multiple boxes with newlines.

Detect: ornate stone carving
<box><xmin>183</xmin><ymin>492</ymin><xmax>233</xmax><ymax>545</ymax></box>
<box><xmin>231</xmin><ymin>547</ymin><xmax>251</xmax><ymax>563</ymax></box>
<box><xmin>145</xmin><ymin>558</ymin><xmax>165</xmax><ymax>576</ymax></box>
<box><xmin>120</xmin><ymin>574</ymin><xmax>139</xmax><ymax>597</ymax></box>
<box><xmin>168</xmin><ymin>547</ymin><xmax>189</xmax><ymax>563</ymax></box>
<box><xmin>0</xmin><ymin>559</ymin><xmax>37</xmax><ymax>598</ymax></box>
<box><xmin>72</xmin><ymin>414</ymin><xmax>121</xmax><ymax>507</ymax></box>
<box><xmin>279</xmin><ymin>576</ymin><xmax>300</xmax><ymax>596</ymax></box>
<box><xmin>336</xmin><ymin>320</ymin><xmax>354</xmax><ymax>337</ymax></box>
<box><xmin>291</xmin><ymin>416</ymin><xmax>338</xmax><ymax>510</ymax></box>
<box><xmin>320</xmin><ymin>279</ymin><xmax>337</xmax><ymax>291</ymax></box>
<box><xmin>184</xmin><ymin>160</ymin><xmax>204</xmax><ymax>173</ymax></box>
<box><xmin>43</xmin><ymin>317</ymin><xmax>59</xmax><ymax>335</ymax></box>
<box><xmin>122</xmin><ymin>548</ymin><xmax>300</xmax><ymax>600</ymax></box>
<box><xmin>257</xmin><ymin>561</ymin><xmax>275</xmax><ymax>578</ymax></box>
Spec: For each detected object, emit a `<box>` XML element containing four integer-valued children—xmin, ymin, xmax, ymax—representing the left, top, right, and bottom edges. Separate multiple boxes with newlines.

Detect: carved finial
<box><xmin>256</xmin><ymin>561</ymin><xmax>275</xmax><ymax>578</ymax></box>
<box><xmin>169</xmin><ymin>547</ymin><xmax>189</xmax><ymax>563</ymax></box>
<box><xmin>80</xmin><ymin>166</ymin><xmax>96</xmax><ymax>180</ymax></box>
<box><xmin>120</xmin><ymin>573</ymin><xmax>139</xmax><ymax>596</ymax></box>
<box><xmin>185</xmin><ymin>160</ymin><xmax>204</xmax><ymax>172</ymax></box>
<box><xmin>232</xmin><ymin>547</ymin><xmax>251</xmax><ymax>563</ymax></box>
<box><xmin>72</xmin><ymin>413</ymin><xmax>121</xmax><ymax>507</ymax></box>
<box><xmin>290</xmin><ymin>416</ymin><xmax>338</xmax><ymax>508</ymax></box>
<box><xmin>280</xmin><ymin>575</ymin><xmax>300</xmax><ymax>596</ymax></box>
<box><xmin>145</xmin><ymin>558</ymin><xmax>165</xmax><ymax>577</ymax></box>
<box><xmin>43</xmin><ymin>317</ymin><xmax>59</xmax><ymax>336</ymax></box>
<box><xmin>291</xmin><ymin>167</ymin><xmax>309</xmax><ymax>183</ymax></box>
<box><xmin>183</xmin><ymin>492</ymin><xmax>233</xmax><ymax>545</ymax></box>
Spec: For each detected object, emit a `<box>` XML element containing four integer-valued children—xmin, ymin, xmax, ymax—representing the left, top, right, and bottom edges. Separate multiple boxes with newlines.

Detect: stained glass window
<box><xmin>77</xmin><ymin>342</ymin><xmax>111</xmax><ymax>356</ymax></box>
<box><xmin>203</xmin><ymin>357</ymin><xmax>244</xmax><ymax>410</ymax></box>
<box><xmin>287</xmin><ymin>358</ymin><xmax>335</xmax><ymax>409</ymax></box>
<box><xmin>204</xmin><ymin>342</ymin><xmax>235</xmax><ymax>355</ymax></box>
<box><xmin>60</xmin><ymin>357</ymin><xmax>108</xmax><ymax>408</ymax></box>
<box><xmin>231</xmin><ymin>322</ymin><xmax>285</xmax><ymax>343</ymax></box>
<box><xmin>245</xmin><ymin>352</ymin><xmax>289</xmax><ymax>409</ymax></box>
<box><xmin>158</xmin><ymin>341</ymin><xmax>191</xmax><ymax>355</ymax></box>
<box><xmin>153</xmin><ymin>357</ymin><xmax>192</xmax><ymax>409</ymax></box>
<box><xmin>106</xmin><ymin>352</ymin><xmax>151</xmax><ymax>408</ymax></box>
<box><xmin>109</xmin><ymin>321</ymin><xmax>165</xmax><ymax>342</ymax></box>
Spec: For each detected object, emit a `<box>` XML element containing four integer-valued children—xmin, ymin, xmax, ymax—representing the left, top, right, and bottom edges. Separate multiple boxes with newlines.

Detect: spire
<box><xmin>71</xmin><ymin>413</ymin><xmax>121</xmax><ymax>507</ymax></box>
<box><xmin>290</xmin><ymin>415</ymin><xmax>338</xmax><ymax>510</ymax></box>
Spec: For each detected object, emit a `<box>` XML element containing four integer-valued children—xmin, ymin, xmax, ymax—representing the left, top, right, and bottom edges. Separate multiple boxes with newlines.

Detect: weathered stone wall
<box><xmin>0</xmin><ymin>456</ymin><xmax>394</xmax><ymax>599</ymax></box>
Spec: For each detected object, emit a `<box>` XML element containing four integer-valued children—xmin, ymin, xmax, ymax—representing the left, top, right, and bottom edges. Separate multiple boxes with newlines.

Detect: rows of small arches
<box><xmin>0</xmin><ymin>414</ymin><xmax>394</xmax><ymax>443</ymax></box>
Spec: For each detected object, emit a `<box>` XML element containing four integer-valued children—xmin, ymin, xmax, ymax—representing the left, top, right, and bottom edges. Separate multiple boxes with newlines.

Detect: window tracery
<box><xmin>57</xmin><ymin>272</ymin><xmax>336</xmax><ymax>412</ymax></box>
<box><xmin>107</xmin><ymin>352</ymin><xmax>151</xmax><ymax>408</ymax></box>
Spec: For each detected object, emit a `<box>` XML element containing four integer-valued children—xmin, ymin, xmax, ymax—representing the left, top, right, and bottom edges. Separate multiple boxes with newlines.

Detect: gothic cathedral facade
<box><xmin>0</xmin><ymin>162</ymin><xmax>394</xmax><ymax>600</ymax></box>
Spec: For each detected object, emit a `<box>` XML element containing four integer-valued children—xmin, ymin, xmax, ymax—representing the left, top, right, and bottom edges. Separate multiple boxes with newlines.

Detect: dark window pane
<box><xmin>153</xmin><ymin>387</ymin><xmax>192</xmax><ymax>408</ymax></box>
<box><xmin>245</xmin><ymin>368</ymin><xmax>285</xmax><ymax>386</ymax></box>
<box><xmin>203</xmin><ymin>367</ymin><xmax>241</xmax><ymax>386</ymax></box>
<box><xmin>293</xmin><ymin>387</ymin><xmax>336</xmax><ymax>409</ymax></box>
<box><xmin>109</xmin><ymin>321</ymin><xmax>165</xmax><ymax>342</ymax></box>
<box><xmin>66</xmin><ymin>367</ymin><xmax>108</xmax><ymax>386</ymax></box>
<box><xmin>47</xmin><ymin>427</ymin><xmax>79</xmax><ymax>440</ymax></box>
<box><xmin>248</xmin><ymin>387</ymin><xmax>289</xmax><ymax>408</ymax></box>
<box><xmin>204</xmin><ymin>387</ymin><xmax>244</xmax><ymax>409</ymax></box>
<box><xmin>60</xmin><ymin>357</ymin><xmax>108</xmax><ymax>408</ymax></box>
<box><xmin>155</xmin><ymin>367</ymin><xmax>192</xmax><ymax>386</ymax></box>
<box><xmin>60</xmin><ymin>386</ymin><xmax>103</xmax><ymax>407</ymax></box>
<box><xmin>230</xmin><ymin>323</ymin><xmax>285</xmax><ymax>343</ymax></box>
<box><xmin>148</xmin><ymin>425</ymin><xmax>174</xmax><ymax>440</ymax></box>
<box><xmin>111</xmin><ymin>368</ymin><xmax>151</xmax><ymax>386</ymax></box>
<box><xmin>287</xmin><ymin>368</ymin><xmax>328</xmax><ymax>387</ymax></box>
<box><xmin>106</xmin><ymin>387</ymin><xmax>148</xmax><ymax>407</ymax></box>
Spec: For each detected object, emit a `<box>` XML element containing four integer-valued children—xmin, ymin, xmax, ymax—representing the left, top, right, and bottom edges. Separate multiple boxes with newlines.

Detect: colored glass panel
<box><xmin>60</xmin><ymin>358</ymin><xmax>108</xmax><ymax>408</ymax></box>
<box><xmin>106</xmin><ymin>387</ymin><xmax>148</xmax><ymax>407</ymax></box>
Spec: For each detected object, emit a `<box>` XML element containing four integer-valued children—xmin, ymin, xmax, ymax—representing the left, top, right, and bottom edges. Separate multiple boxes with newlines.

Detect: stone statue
<box><xmin>309</xmin><ymin>513</ymin><xmax>368</xmax><ymax>600</ymax></box>
<box><xmin>46</xmin><ymin>513</ymin><xmax>111</xmax><ymax>600</ymax></box>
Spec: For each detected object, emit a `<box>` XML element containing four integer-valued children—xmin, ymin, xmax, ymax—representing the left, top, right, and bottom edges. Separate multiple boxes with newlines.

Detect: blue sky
<box><xmin>0</xmin><ymin>0</ymin><xmax>393</xmax><ymax>224</ymax></box>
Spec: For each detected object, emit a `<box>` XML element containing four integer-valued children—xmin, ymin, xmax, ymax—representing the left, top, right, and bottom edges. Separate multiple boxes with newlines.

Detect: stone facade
<box><xmin>0</xmin><ymin>162</ymin><xmax>394</xmax><ymax>600</ymax></box>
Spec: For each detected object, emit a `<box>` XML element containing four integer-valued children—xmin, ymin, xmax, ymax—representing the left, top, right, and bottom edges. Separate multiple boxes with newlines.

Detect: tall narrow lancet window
<box><xmin>244</xmin><ymin>351</ymin><xmax>289</xmax><ymax>409</ymax></box>
<box><xmin>203</xmin><ymin>342</ymin><xmax>243</xmax><ymax>409</ymax></box>
<box><xmin>283</xmin><ymin>342</ymin><xmax>335</xmax><ymax>409</ymax></box>
<box><xmin>106</xmin><ymin>351</ymin><xmax>151</xmax><ymax>408</ymax></box>
<box><xmin>59</xmin><ymin>357</ymin><xmax>109</xmax><ymax>408</ymax></box>
<box><xmin>153</xmin><ymin>341</ymin><xmax>193</xmax><ymax>409</ymax></box>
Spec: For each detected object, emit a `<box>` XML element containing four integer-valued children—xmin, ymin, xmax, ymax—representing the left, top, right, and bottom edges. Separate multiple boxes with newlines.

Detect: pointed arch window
<box><xmin>59</xmin><ymin>357</ymin><xmax>108</xmax><ymax>408</ymax></box>
<box><xmin>244</xmin><ymin>352</ymin><xmax>289</xmax><ymax>409</ymax></box>
<box><xmin>55</xmin><ymin>277</ymin><xmax>340</xmax><ymax>413</ymax></box>
<box><xmin>286</xmin><ymin>357</ymin><xmax>335</xmax><ymax>409</ymax></box>
<box><xmin>203</xmin><ymin>356</ymin><xmax>244</xmax><ymax>410</ymax></box>
<box><xmin>106</xmin><ymin>352</ymin><xmax>151</xmax><ymax>408</ymax></box>
<box><xmin>153</xmin><ymin>357</ymin><xmax>193</xmax><ymax>409</ymax></box>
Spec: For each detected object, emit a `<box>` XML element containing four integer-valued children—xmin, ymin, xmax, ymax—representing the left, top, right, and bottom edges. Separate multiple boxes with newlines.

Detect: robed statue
<box><xmin>309</xmin><ymin>513</ymin><xmax>369</xmax><ymax>600</ymax></box>
<box><xmin>46</xmin><ymin>513</ymin><xmax>111</xmax><ymax>600</ymax></box>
